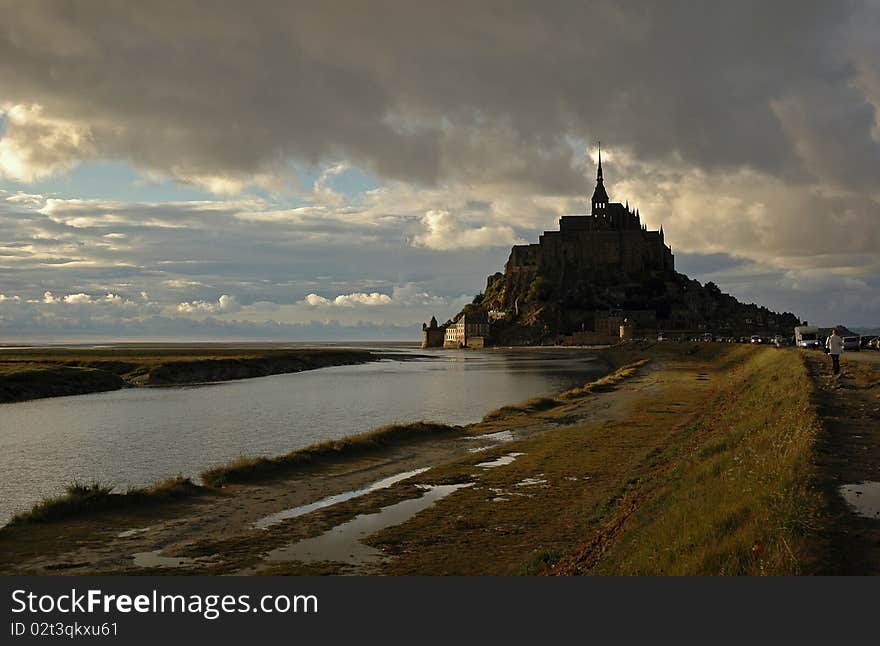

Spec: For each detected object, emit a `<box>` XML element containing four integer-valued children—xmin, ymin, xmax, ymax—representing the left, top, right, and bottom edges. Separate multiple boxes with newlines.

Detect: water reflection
<box><xmin>264</xmin><ymin>482</ymin><xmax>473</xmax><ymax>570</ymax></box>
<box><xmin>0</xmin><ymin>346</ymin><xmax>603</xmax><ymax>524</ymax></box>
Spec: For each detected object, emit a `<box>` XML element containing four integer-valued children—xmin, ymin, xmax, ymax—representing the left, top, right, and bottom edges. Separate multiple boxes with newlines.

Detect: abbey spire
<box><xmin>591</xmin><ymin>142</ymin><xmax>609</xmax><ymax>216</ymax></box>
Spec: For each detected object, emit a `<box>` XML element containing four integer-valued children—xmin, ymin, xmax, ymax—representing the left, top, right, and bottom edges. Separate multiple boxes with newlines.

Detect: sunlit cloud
<box><xmin>177</xmin><ymin>294</ymin><xmax>240</xmax><ymax>314</ymax></box>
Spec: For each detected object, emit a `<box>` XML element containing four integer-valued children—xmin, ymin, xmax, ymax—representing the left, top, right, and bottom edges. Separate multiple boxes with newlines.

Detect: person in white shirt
<box><xmin>826</xmin><ymin>327</ymin><xmax>844</xmax><ymax>375</ymax></box>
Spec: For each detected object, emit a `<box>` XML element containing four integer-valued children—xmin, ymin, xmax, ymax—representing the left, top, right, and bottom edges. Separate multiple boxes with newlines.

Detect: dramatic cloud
<box><xmin>2</xmin><ymin>1</ymin><xmax>877</xmax><ymax>192</ymax></box>
<box><xmin>0</xmin><ymin>104</ymin><xmax>95</xmax><ymax>182</ymax></box>
<box><xmin>0</xmin><ymin>1</ymin><xmax>878</xmax><ymax>335</ymax></box>
<box><xmin>412</xmin><ymin>210</ymin><xmax>520</xmax><ymax>250</ymax></box>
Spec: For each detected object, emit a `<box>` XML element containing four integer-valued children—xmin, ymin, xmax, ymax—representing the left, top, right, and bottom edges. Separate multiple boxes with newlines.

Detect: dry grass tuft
<box><xmin>202</xmin><ymin>421</ymin><xmax>461</xmax><ymax>487</ymax></box>
<box><xmin>482</xmin><ymin>359</ymin><xmax>650</xmax><ymax>421</ymax></box>
<box><xmin>10</xmin><ymin>476</ymin><xmax>200</xmax><ymax>525</ymax></box>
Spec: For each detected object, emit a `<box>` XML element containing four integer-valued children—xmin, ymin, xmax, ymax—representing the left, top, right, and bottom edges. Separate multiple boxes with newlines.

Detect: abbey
<box><xmin>427</xmin><ymin>147</ymin><xmax>800</xmax><ymax>346</ymax></box>
<box><xmin>506</xmin><ymin>147</ymin><xmax>673</xmax><ymax>280</ymax></box>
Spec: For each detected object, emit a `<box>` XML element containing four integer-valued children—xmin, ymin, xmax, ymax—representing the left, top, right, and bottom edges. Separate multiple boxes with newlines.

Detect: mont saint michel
<box><xmin>425</xmin><ymin>150</ymin><xmax>800</xmax><ymax>348</ymax></box>
<box><xmin>2</xmin><ymin>3</ymin><xmax>879</xmax><ymax>600</ymax></box>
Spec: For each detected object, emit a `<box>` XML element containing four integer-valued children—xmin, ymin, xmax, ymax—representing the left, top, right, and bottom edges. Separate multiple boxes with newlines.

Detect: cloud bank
<box><xmin>0</xmin><ymin>1</ymin><xmax>878</xmax><ymax>336</ymax></box>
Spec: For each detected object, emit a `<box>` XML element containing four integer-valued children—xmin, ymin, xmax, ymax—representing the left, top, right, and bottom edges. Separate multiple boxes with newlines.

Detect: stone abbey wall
<box><xmin>506</xmin><ymin>209</ymin><xmax>673</xmax><ymax>277</ymax></box>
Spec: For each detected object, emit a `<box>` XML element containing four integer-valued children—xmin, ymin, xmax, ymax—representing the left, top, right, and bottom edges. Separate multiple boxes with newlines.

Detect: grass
<box><xmin>9</xmin><ymin>477</ymin><xmax>201</xmax><ymax>526</ymax></box>
<box><xmin>0</xmin><ymin>366</ymin><xmax>126</xmax><ymax>402</ymax></box>
<box><xmin>482</xmin><ymin>359</ymin><xmax>650</xmax><ymax>421</ymax></box>
<box><xmin>364</xmin><ymin>345</ymin><xmax>826</xmax><ymax>575</ymax></box>
<box><xmin>572</xmin><ymin>347</ymin><xmax>824</xmax><ymax>575</ymax></box>
<box><xmin>201</xmin><ymin>421</ymin><xmax>462</xmax><ymax>487</ymax></box>
<box><xmin>558</xmin><ymin>359</ymin><xmax>650</xmax><ymax>399</ymax></box>
<box><xmin>0</xmin><ymin>347</ymin><xmax>377</xmax><ymax>403</ymax></box>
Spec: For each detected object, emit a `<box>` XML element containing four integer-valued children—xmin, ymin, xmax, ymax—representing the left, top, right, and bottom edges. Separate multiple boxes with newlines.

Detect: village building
<box><xmin>443</xmin><ymin>313</ymin><xmax>489</xmax><ymax>348</ymax></box>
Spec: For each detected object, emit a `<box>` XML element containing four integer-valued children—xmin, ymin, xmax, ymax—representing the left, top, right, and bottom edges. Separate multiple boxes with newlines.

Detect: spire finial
<box><xmin>597</xmin><ymin>141</ymin><xmax>603</xmax><ymax>181</ymax></box>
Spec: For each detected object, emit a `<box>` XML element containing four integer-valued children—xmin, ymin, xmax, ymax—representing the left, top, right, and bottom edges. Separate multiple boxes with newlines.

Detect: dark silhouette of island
<box><xmin>425</xmin><ymin>147</ymin><xmax>800</xmax><ymax>347</ymax></box>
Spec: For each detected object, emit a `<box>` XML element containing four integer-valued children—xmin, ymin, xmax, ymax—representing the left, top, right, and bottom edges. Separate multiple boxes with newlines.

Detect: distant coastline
<box><xmin>0</xmin><ymin>347</ymin><xmax>381</xmax><ymax>404</ymax></box>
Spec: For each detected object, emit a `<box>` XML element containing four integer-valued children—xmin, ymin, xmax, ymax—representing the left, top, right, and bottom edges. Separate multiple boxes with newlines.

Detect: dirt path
<box><xmin>0</xmin><ymin>357</ymin><xmax>664</xmax><ymax>575</ymax></box>
<box><xmin>804</xmin><ymin>351</ymin><xmax>880</xmax><ymax>574</ymax></box>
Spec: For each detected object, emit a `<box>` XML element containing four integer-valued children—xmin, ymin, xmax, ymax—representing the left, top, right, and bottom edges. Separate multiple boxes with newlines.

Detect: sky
<box><xmin>1</xmin><ymin>0</ymin><xmax>879</xmax><ymax>340</ymax></box>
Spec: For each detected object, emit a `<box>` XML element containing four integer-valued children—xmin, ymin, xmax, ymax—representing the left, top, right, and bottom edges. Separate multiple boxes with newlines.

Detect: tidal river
<box><xmin>0</xmin><ymin>345</ymin><xmax>605</xmax><ymax>524</ymax></box>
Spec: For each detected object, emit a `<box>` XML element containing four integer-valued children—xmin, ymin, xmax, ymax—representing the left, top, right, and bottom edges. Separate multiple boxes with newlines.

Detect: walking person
<box><xmin>826</xmin><ymin>327</ymin><xmax>844</xmax><ymax>375</ymax></box>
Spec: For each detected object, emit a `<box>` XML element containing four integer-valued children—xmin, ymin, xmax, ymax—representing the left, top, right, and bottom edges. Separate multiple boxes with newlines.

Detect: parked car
<box><xmin>750</xmin><ymin>335</ymin><xmax>763</xmax><ymax>344</ymax></box>
<box><xmin>843</xmin><ymin>336</ymin><xmax>861</xmax><ymax>351</ymax></box>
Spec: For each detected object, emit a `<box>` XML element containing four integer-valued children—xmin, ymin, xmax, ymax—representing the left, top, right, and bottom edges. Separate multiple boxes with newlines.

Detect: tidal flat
<box><xmin>0</xmin><ymin>346</ymin><xmax>380</xmax><ymax>403</ymax></box>
<box><xmin>1</xmin><ymin>343</ymin><xmax>878</xmax><ymax>575</ymax></box>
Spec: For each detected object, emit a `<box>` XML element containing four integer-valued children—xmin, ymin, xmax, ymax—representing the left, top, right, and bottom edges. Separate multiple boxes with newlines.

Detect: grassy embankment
<box><xmin>573</xmin><ymin>345</ymin><xmax>823</xmax><ymax>575</ymax></box>
<box><xmin>5</xmin><ymin>422</ymin><xmax>462</xmax><ymax>526</ymax></box>
<box><xmin>6</xmin><ymin>478</ymin><xmax>201</xmax><ymax>526</ymax></box>
<box><xmin>364</xmin><ymin>344</ymin><xmax>824</xmax><ymax>575</ymax></box>
<box><xmin>482</xmin><ymin>358</ymin><xmax>649</xmax><ymax>421</ymax></box>
<box><xmin>200</xmin><ymin>422</ymin><xmax>461</xmax><ymax>487</ymax></box>
<box><xmin>0</xmin><ymin>347</ymin><xmax>376</xmax><ymax>403</ymax></box>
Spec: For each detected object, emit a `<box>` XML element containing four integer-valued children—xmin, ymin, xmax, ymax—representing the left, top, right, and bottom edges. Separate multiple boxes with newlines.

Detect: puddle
<box><xmin>489</xmin><ymin>486</ymin><xmax>510</xmax><ymax>502</ymax></box>
<box><xmin>516</xmin><ymin>476</ymin><xmax>548</xmax><ymax>487</ymax></box>
<box><xmin>117</xmin><ymin>526</ymin><xmax>151</xmax><ymax>538</ymax></box>
<box><xmin>487</xmin><ymin>484</ymin><xmax>536</xmax><ymax>502</ymax></box>
<box><xmin>265</xmin><ymin>482</ymin><xmax>473</xmax><ymax>567</ymax></box>
<box><xmin>839</xmin><ymin>482</ymin><xmax>880</xmax><ymax>519</ymax></box>
<box><xmin>132</xmin><ymin>549</ymin><xmax>217</xmax><ymax>569</ymax></box>
<box><xmin>467</xmin><ymin>430</ymin><xmax>515</xmax><ymax>443</ymax></box>
<box><xmin>465</xmin><ymin>430</ymin><xmax>516</xmax><ymax>453</ymax></box>
<box><xmin>254</xmin><ymin>467</ymin><xmax>431</xmax><ymax>529</ymax></box>
<box><xmin>476</xmin><ymin>452</ymin><xmax>525</xmax><ymax>469</ymax></box>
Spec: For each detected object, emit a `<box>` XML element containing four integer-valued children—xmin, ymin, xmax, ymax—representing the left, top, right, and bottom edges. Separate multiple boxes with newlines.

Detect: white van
<box><xmin>794</xmin><ymin>326</ymin><xmax>821</xmax><ymax>350</ymax></box>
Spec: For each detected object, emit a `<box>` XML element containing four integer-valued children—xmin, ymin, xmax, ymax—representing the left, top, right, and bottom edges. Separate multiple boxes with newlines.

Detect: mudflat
<box><xmin>1</xmin><ymin>343</ymin><xmax>877</xmax><ymax>575</ymax></box>
<box><xmin>0</xmin><ymin>347</ymin><xmax>378</xmax><ymax>403</ymax></box>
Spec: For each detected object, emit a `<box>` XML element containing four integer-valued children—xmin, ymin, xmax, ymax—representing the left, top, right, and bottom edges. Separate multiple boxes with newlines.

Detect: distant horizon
<box><xmin>3</xmin><ymin>325</ymin><xmax>879</xmax><ymax>347</ymax></box>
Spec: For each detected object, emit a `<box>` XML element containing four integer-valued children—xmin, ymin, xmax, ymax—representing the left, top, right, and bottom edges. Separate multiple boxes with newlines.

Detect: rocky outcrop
<box><xmin>455</xmin><ymin>248</ymin><xmax>800</xmax><ymax>345</ymax></box>
<box><xmin>452</xmin><ymin>157</ymin><xmax>802</xmax><ymax>344</ymax></box>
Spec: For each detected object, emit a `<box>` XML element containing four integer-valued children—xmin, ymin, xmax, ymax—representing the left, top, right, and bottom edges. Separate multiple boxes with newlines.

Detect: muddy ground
<box><xmin>2</xmin><ymin>345</ymin><xmax>878</xmax><ymax>575</ymax></box>
<box><xmin>805</xmin><ymin>350</ymin><xmax>880</xmax><ymax>574</ymax></box>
